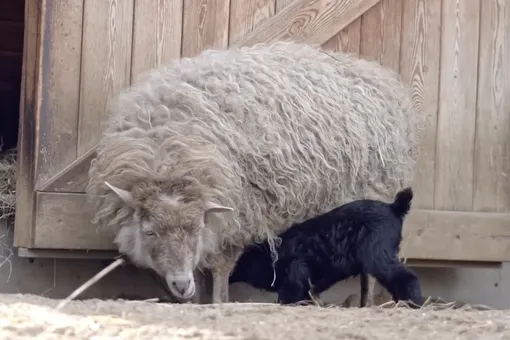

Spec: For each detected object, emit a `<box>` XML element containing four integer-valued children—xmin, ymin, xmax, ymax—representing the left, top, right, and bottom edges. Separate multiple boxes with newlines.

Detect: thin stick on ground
<box><xmin>56</xmin><ymin>257</ymin><xmax>125</xmax><ymax>310</ymax></box>
<box><xmin>125</xmin><ymin>297</ymin><xmax>161</xmax><ymax>303</ymax></box>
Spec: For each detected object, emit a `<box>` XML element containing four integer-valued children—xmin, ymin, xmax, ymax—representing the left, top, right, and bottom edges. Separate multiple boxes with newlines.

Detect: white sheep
<box><xmin>86</xmin><ymin>41</ymin><xmax>423</xmax><ymax>303</ymax></box>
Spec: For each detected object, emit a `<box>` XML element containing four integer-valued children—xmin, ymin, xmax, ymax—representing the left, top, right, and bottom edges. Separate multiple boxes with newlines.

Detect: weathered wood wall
<box><xmin>14</xmin><ymin>0</ymin><xmax>510</xmax><ymax>263</ymax></box>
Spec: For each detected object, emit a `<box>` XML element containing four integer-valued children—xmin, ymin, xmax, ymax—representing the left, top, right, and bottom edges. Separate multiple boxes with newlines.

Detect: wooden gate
<box><xmin>14</xmin><ymin>0</ymin><xmax>510</xmax><ymax>264</ymax></box>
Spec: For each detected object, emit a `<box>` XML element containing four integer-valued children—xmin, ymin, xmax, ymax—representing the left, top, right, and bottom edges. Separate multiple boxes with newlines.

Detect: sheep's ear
<box><xmin>105</xmin><ymin>181</ymin><xmax>133</xmax><ymax>205</ymax></box>
<box><xmin>204</xmin><ymin>201</ymin><xmax>234</xmax><ymax>215</ymax></box>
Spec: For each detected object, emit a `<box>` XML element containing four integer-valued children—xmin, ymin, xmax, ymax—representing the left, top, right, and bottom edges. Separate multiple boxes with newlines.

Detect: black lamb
<box><xmin>229</xmin><ymin>187</ymin><xmax>422</xmax><ymax>307</ymax></box>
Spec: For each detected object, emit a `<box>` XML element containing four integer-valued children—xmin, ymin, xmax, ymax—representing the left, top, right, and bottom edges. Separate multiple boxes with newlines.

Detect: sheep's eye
<box><xmin>144</xmin><ymin>230</ymin><xmax>155</xmax><ymax>236</ymax></box>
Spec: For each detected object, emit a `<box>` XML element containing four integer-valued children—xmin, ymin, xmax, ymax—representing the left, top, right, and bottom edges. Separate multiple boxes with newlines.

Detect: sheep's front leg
<box><xmin>211</xmin><ymin>268</ymin><xmax>229</xmax><ymax>303</ymax></box>
<box><xmin>191</xmin><ymin>269</ymin><xmax>206</xmax><ymax>304</ymax></box>
<box><xmin>211</xmin><ymin>247</ymin><xmax>244</xmax><ymax>303</ymax></box>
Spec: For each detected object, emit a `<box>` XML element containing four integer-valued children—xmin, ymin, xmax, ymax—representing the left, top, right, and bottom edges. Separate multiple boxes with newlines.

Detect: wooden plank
<box><xmin>379</xmin><ymin>0</ymin><xmax>402</xmax><ymax>71</ymax></box>
<box><xmin>34</xmin><ymin>192</ymin><xmax>116</xmax><ymax>250</ymax></box>
<box><xmin>18</xmin><ymin>248</ymin><xmax>119</xmax><ymax>260</ymax></box>
<box><xmin>181</xmin><ymin>0</ymin><xmax>230</xmax><ymax>58</ymax></box>
<box><xmin>473</xmin><ymin>0</ymin><xmax>510</xmax><ymax>213</ymax></box>
<box><xmin>356</xmin><ymin>8</ymin><xmax>391</xmax><ymax>282</ymax></box>
<box><xmin>34</xmin><ymin>0</ymin><xmax>83</xmax><ymax>189</ymax></box>
<box><xmin>360</xmin><ymin>1</ymin><xmax>382</xmax><ymax>61</ymax></box>
<box><xmin>399</xmin><ymin>0</ymin><xmax>442</xmax><ymax>209</ymax></box>
<box><xmin>77</xmin><ymin>0</ymin><xmax>134</xmax><ymax>157</ymax></box>
<box><xmin>30</xmin><ymin>192</ymin><xmax>510</xmax><ymax>261</ymax></box>
<box><xmin>434</xmin><ymin>0</ymin><xmax>481</xmax><ymax>211</ymax></box>
<box><xmin>233</xmin><ymin>0</ymin><xmax>381</xmax><ymax>48</ymax></box>
<box><xmin>13</xmin><ymin>248</ymin><xmax>504</xmax><ymax>269</ymax></box>
<box><xmin>406</xmin><ymin>259</ymin><xmax>502</xmax><ymax>270</ymax></box>
<box><xmin>13</xmin><ymin>0</ymin><xmax>40</xmax><ymax>248</ymax></box>
<box><xmin>38</xmin><ymin>147</ymin><xmax>96</xmax><ymax>192</ymax></box>
<box><xmin>400</xmin><ymin>209</ymin><xmax>510</xmax><ymax>262</ymax></box>
<box><xmin>229</xmin><ymin>0</ymin><xmax>275</xmax><ymax>46</ymax></box>
<box><xmin>359</xmin><ymin>0</ymin><xmax>403</xmax><ymax>72</ymax></box>
<box><xmin>322</xmin><ymin>17</ymin><xmax>361</xmax><ymax>55</ymax></box>
<box><xmin>275</xmin><ymin>0</ymin><xmax>295</xmax><ymax>13</ymax></box>
<box><xmin>131</xmin><ymin>0</ymin><xmax>183</xmax><ymax>81</ymax></box>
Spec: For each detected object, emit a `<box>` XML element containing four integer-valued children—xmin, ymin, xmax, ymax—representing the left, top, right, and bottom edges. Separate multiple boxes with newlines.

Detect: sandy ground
<box><xmin>1</xmin><ymin>294</ymin><xmax>510</xmax><ymax>340</ymax></box>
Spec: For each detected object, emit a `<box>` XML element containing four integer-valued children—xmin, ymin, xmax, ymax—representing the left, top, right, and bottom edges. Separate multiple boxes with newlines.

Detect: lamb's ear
<box><xmin>105</xmin><ymin>181</ymin><xmax>134</xmax><ymax>205</ymax></box>
<box><xmin>204</xmin><ymin>201</ymin><xmax>234</xmax><ymax>214</ymax></box>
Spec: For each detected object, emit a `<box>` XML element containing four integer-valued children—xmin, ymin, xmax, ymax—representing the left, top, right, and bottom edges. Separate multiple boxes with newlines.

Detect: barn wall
<box><xmin>29</xmin><ymin>0</ymin><xmax>510</xmax><ymax>212</ymax></box>
<box><xmin>324</xmin><ymin>0</ymin><xmax>510</xmax><ymax>214</ymax></box>
<box><xmin>7</xmin><ymin>0</ymin><xmax>510</xmax><ymax>308</ymax></box>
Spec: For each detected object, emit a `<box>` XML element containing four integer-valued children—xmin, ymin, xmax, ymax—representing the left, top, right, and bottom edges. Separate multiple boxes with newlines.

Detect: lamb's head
<box><xmin>104</xmin><ymin>180</ymin><xmax>233</xmax><ymax>299</ymax></box>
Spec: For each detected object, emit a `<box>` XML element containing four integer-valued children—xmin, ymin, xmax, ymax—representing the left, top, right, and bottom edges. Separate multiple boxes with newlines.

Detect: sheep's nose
<box><xmin>172</xmin><ymin>279</ymin><xmax>191</xmax><ymax>295</ymax></box>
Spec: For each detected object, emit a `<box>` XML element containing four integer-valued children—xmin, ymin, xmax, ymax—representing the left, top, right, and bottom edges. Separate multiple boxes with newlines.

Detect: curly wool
<box><xmin>86</xmin><ymin>41</ymin><xmax>423</xmax><ymax>266</ymax></box>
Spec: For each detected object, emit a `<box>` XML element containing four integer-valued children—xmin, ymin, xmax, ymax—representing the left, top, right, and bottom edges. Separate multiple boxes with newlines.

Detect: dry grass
<box><xmin>0</xmin><ymin>147</ymin><xmax>16</xmax><ymax>281</ymax></box>
<box><xmin>287</xmin><ymin>284</ymin><xmax>495</xmax><ymax>312</ymax></box>
<box><xmin>0</xmin><ymin>220</ymin><xmax>14</xmax><ymax>287</ymax></box>
<box><xmin>0</xmin><ymin>148</ymin><xmax>16</xmax><ymax>220</ymax></box>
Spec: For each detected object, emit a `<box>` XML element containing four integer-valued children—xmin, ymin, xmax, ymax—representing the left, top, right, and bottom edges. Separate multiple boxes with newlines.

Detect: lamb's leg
<box><xmin>360</xmin><ymin>274</ymin><xmax>377</xmax><ymax>307</ymax></box>
<box><xmin>211</xmin><ymin>247</ymin><xmax>244</xmax><ymax>303</ymax></box>
<box><xmin>277</xmin><ymin>259</ymin><xmax>312</xmax><ymax>304</ymax></box>
<box><xmin>360</xmin><ymin>274</ymin><xmax>368</xmax><ymax>307</ymax></box>
<box><xmin>387</xmin><ymin>265</ymin><xmax>422</xmax><ymax>307</ymax></box>
<box><xmin>366</xmin><ymin>275</ymin><xmax>376</xmax><ymax>307</ymax></box>
<box><xmin>367</xmin><ymin>258</ymin><xmax>423</xmax><ymax>308</ymax></box>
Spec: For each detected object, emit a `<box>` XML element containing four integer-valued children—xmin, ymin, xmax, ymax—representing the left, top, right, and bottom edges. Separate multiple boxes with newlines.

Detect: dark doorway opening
<box><xmin>0</xmin><ymin>0</ymin><xmax>25</xmax><ymax>152</ymax></box>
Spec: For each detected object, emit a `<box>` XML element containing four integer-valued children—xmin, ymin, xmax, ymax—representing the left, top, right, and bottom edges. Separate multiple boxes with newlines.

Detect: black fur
<box><xmin>229</xmin><ymin>187</ymin><xmax>422</xmax><ymax>307</ymax></box>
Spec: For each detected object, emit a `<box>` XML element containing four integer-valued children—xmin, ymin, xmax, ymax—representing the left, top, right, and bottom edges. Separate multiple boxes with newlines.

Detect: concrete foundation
<box><xmin>1</xmin><ymin>218</ymin><xmax>508</xmax><ymax>308</ymax></box>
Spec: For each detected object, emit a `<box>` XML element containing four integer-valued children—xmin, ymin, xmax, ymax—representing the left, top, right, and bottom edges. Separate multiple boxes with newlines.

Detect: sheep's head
<box><xmin>104</xmin><ymin>180</ymin><xmax>233</xmax><ymax>299</ymax></box>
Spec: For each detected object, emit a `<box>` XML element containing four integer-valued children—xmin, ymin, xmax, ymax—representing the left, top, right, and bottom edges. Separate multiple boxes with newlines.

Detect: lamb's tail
<box><xmin>390</xmin><ymin>187</ymin><xmax>413</xmax><ymax>218</ymax></box>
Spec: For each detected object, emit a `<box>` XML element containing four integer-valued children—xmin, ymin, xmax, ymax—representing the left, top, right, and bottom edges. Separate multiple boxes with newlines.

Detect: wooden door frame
<box><xmin>13</xmin><ymin>0</ymin><xmax>40</xmax><ymax>250</ymax></box>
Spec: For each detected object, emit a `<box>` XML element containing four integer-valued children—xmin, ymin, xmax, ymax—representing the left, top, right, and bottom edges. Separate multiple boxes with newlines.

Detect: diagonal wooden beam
<box><xmin>37</xmin><ymin>146</ymin><xmax>97</xmax><ymax>192</ymax></box>
<box><xmin>232</xmin><ymin>0</ymin><xmax>381</xmax><ymax>48</ymax></box>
